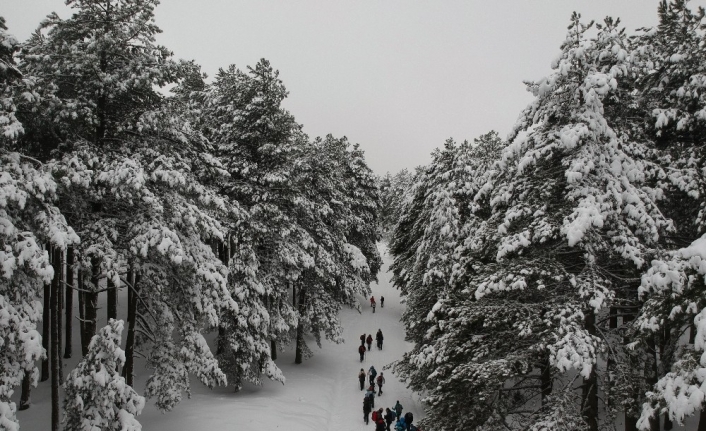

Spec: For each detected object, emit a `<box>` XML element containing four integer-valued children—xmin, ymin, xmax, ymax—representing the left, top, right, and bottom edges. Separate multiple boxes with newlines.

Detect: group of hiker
<box><xmin>370</xmin><ymin>295</ymin><xmax>384</xmax><ymax>313</ymax></box>
<box><xmin>354</xmin><ymin>297</ymin><xmax>419</xmax><ymax>430</ymax></box>
<box><xmin>359</xmin><ymin>329</ymin><xmax>384</xmax><ymax>361</ymax></box>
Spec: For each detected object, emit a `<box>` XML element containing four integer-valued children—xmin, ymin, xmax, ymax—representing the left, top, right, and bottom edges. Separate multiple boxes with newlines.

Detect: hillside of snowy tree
<box><xmin>2</xmin><ymin>1</ymin><xmax>706</xmax><ymax>430</ymax></box>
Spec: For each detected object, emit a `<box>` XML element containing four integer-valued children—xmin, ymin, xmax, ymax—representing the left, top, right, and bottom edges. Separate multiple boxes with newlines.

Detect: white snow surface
<box><xmin>15</xmin><ymin>243</ymin><xmax>425</xmax><ymax>430</ymax></box>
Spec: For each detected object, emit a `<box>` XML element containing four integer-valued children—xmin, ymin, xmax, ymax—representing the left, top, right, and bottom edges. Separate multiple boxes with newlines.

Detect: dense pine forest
<box><xmin>2</xmin><ymin>0</ymin><xmax>706</xmax><ymax>430</ymax></box>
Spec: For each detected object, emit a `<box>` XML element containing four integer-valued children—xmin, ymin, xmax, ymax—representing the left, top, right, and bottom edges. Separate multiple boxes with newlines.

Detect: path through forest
<box><xmin>137</xmin><ymin>242</ymin><xmax>425</xmax><ymax>430</ymax></box>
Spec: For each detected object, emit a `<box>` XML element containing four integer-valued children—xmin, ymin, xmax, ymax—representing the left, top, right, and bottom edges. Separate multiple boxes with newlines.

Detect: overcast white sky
<box><xmin>3</xmin><ymin>1</ymin><xmax>705</xmax><ymax>174</ymax></box>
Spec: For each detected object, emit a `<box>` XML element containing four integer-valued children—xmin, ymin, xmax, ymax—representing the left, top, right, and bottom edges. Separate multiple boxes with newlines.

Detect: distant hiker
<box><xmin>376</xmin><ymin>373</ymin><xmax>385</xmax><ymax>395</ymax></box>
<box><xmin>358</xmin><ymin>368</ymin><xmax>366</xmax><ymax>390</ymax></box>
<box><xmin>376</xmin><ymin>329</ymin><xmax>384</xmax><ymax>350</ymax></box>
<box><xmin>404</xmin><ymin>412</ymin><xmax>414</xmax><ymax>430</ymax></box>
<box><xmin>368</xmin><ymin>365</ymin><xmax>378</xmax><ymax>386</ymax></box>
<box><xmin>367</xmin><ymin>334</ymin><xmax>373</xmax><ymax>351</ymax></box>
<box><xmin>360</xmin><ymin>333</ymin><xmax>366</xmax><ymax>346</ymax></box>
<box><xmin>365</xmin><ymin>386</ymin><xmax>376</xmax><ymax>409</ymax></box>
<box><xmin>381</xmin><ymin>296</ymin><xmax>385</xmax><ymax>308</ymax></box>
<box><xmin>359</xmin><ymin>344</ymin><xmax>366</xmax><ymax>362</ymax></box>
<box><xmin>385</xmin><ymin>408</ymin><xmax>396</xmax><ymax>431</ymax></box>
<box><xmin>394</xmin><ymin>400</ymin><xmax>403</xmax><ymax>419</ymax></box>
<box><xmin>371</xmin><ymin>296</ymin><xmax>376</xmax><ymax>312</ymax></box>
<box><xmin>395</xmin><ymin>417</ymin><xmax>407</xmax><ymax>431</ymax></box>
<box><xmin>363</xmin><ymin>393</ymin><xmax>373</xmax><ymax>424</ymax></box>
<box><xmin>375</xmin><ymin>409</ymin><xmax>386</xmax><ymax>431</ymax></box>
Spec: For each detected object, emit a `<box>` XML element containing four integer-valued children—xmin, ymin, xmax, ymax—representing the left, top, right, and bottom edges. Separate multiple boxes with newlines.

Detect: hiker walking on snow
<box><xmin>368</xmin><ymin>365</ymin><xmax>378</xmax><ymax>386</ymax></box>
<box><xmin>404</xmin><ymin>412</ymin><xmax>414</xmax><ymax>431</ymax></box>
<box><xmin>371</xmin><ymin>296</ymin><xmax>376</xmax><ymax>313</ymax></box>
<box><xmin>375</xmin><ymin>409</ymin><xmax>386</xmax><ymax>431</ymax></box>
<box><xmin>367</xmin><ymin>334</ymin><xmax>373</xmax><ymax>351</ymax></box>
<box><xmin>395</xmin><ymin>416</ymin><xmax>407</xmax><ymax>431</ymax></box>
<box><xmin>376</xmin><ymin>329</ymin><xmax>384</xmax><ymax>350</ymax></box>
<box><xmin>394</xmin><ymin>400</ymin><xmax>403</xmax><ymax>419</ymax></box>
<box><xmin>381</xmin><ymin>296</ymin><xmax>385</xmax><ymax>308</ymax></box>
<box><xmin>358</xmin><ymin>368</ymin><xmax>366</xmax><ymax>390</ymax></box>
<box><xmin>359</xmin><ymin>344</ymin><xmax>366</xmax><ymax>362</ymax></box>
<box><xmin>376</xmin><ymin>372</ymin><xmax>385</xmax><ymax>395</ymax></box>
<box><xmin>385</xmin><ymin>408</ymin><xmax>396</xmax><ymax>431</ymax></box>
<box><xmin>365</xmin><ymin>386</ymin><xmax>376</xmax><ymax>409</ymax></box>
<box><xmin>363</xmin><ymin>393</ymin><xmax>373</xmax><ymax>424</ymax></box>
<box><xmin>360</xmin><ymin>333</ymin><xmax>366</xmax><ymax>346</ymax></box>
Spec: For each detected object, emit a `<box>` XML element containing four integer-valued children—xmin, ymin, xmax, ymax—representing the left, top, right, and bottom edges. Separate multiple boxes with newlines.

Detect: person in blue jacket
<box><xmin>395</xmin><ymin>416</ymin><xmax>407</xmax><ymax>431</ymax></box>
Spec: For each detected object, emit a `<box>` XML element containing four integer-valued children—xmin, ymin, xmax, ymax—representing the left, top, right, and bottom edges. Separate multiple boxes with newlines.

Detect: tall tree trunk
<box><xmin>84</xmin><ymin>258</ymin><xmax>100</xmax><ymax>349</ymax></box>
<box><xmin>107</xmin><ymin>278</ymin><xmax>117</xmax><ymax>321</ymax></box>
<box><xmin>41</xmin><ymin>245</ymin><xmax>52</xmax><ymax>382</ymax></box>
<box><xmin>271</xmin><ymin>339</ymin><xmax>277</xmax><ymax>361</ymax></box>
<box><xmin>540</xmin><ymin>351</ymin><xmax>552</xmax><ymax>405</ymax></box>
<box><xmin>582</xmin><ymin>308</ymin><xmax>598</xmax><ymax>431</ymax></box>
<box><xmin>57</xmin><ymin>248</ymin><xmax>64</xmax><ymax>381</ymax></box>
<box><xmin>64</xmin><ymin>247</ymin><xmax>74</xmax><ymax>359</ymax></box>
<box><xmin>646</xmin><ymin>336</ymin><xmax>661</xmax><ymax>431</ymax></box>
<box><xmin>122</xmin><ymin>270</ymin><xmax>138</xmax><ymax>386</ymax></box>
<box><xmin>78</xmin><ymin>271</ymin><xmax>88</xmax><ymax>356</ymax></box>
<box><xmin>295</xmin><ymin>283</ymin><xmax>306</xmax><ymax>365</ymax></box>
<box><xmin>19</xmin><ymin>372</ymin><xmax>31</xmax><ymax>411</ymax></box>
<box><xmin>698</xmin><ymin>408</ymin><xmax>706</xmax><ymax>431</ymax></box>
<box><xmin>625</xmin><ymin>415</ymin><xmax>638</xmax><ymax>431</ymax></box>
<box><xmin>50</xmin><ymin>247</ymin><xmax>61</xmax><ymax>431</ymax></box>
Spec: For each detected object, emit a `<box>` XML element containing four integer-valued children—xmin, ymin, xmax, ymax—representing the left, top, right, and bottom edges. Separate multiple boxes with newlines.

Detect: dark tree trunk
<box><xmin>107</xmin><ymin>278</ymin><xmax>117</xmax><ymax>321</ymax></box>
<box><xmin>271</xmin><ymin>339</ymin><xmax>277</xmax><ymax>361</ymax></box>
<box><xmin>609</xmin><ymin>306</ymin><xmax>618</xmax><ymax>329</ymax></box>
<box><xmin>78</xmin><ymin>272</ymin><xmax>88</xmax><ymax>356</ymax></box>
<box><xmin>646</xmin><ymin>336</ymin><xmax>661</xmax><ymax>431</ymax></box>
<box><xmin>57</xmin><ymin>248</ymin><xmax>64</xmax><ymax>381</ymax></box>
<box><xmin>217</xmin><ymin>325</ymin><xmax>226</xmax><ymax>355</ymax></box>
<box><xmin>540</xmin><ymin>351</ymin><xmax>552</xmax><ymax>405</ymax></box>
<box><xmin>698</xmin><ymin>407</ymin><xmax>706</xmax><ymax>431</ymax></box>
<box><xmin>294</xmin><ymin>283</ymin><xmax>306</xmax><ymax>365</ymax></box>
<box><xmin>625</xmin><ymin>415</ymin><xmax>638</xmax><ymax>431</ymax></box>
<box><xmin>122</xmin><ymin>270</ymin><xmax>138</xmax><ymax>386</ymax></box>
<box><xmin>84</xmin><ymin>258</ymin><xmax>100</xmax><ymax>349</ymax></box>
<box><xmin>64</xmin><ymin>247</ymin><xmax>74</xmax><ymax>359</ymax></box>
<box><xmin>50</xmin><ymin>247</ymin><xmax>61</xmax><ymax>431</ymax></box>
<box><xmin>19</xmin><ymin>372</ymin><xmax>31</xmax><ymax>411</ymax></box>
<box><xmin>582</xmin><ymin>308</ymin><xmax>598</xmax><ymax>431</ymax></box>
<box><xmin>41</xmin><ymin>246</ymin><xmax>52</xmax><ymax>382</ymax></box>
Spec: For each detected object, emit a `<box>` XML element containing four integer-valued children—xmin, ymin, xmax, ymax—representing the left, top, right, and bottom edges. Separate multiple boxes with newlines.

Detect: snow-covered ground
<box><xmin>16</xmin><ymin>243</ymin><xmax>425</xmax><ymax>430</ymax></box>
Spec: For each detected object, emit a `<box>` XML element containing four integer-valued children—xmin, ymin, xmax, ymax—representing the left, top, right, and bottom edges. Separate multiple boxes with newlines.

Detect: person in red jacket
<box><xmin>359</xmin><ymin>345</ymin><xmax>366</xmax><ymax>362</ymax></box>
<box><xmin>366</xmin><ymin>334</ymin><xmax>373</xmax><ymax>351</ymax></box>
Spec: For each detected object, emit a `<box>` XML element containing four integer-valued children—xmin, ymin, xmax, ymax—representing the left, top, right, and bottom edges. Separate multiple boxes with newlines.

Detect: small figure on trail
<box><xmin>367</xmin><ymin>334</ymin><xmax>373</xmax><ymax>351</ymax></box>
<box><xmin>363</xmin><ymin>393</ymin><xmax>373</xmax><ymax>424</ymax></box>
<box><xmin>381</xmin><ymin>296</ymin><xmax>385</xmax><ymax>308</ymax></box>
<box><xmin>365</xmin><ymin>386</ymin><xmax>376</xmax><ymax>409</ymax></box>
<box><xmin>371</xmin><ymin>295</ymin><xmax>376</xmax><ymax>313</ymax></box>
<box><xmin>359</xmin><ymin>344</ymin><xmax>366</xmax><ymax>362</ymax></box>
<box><xmin>360</xmin><ymin>333</ymin><xmax>366</xmax><ymax>346</ymax></box>
<box><xmin>358</xmin><ymin>368</ymin><xmax>366</xmax><ymax>390</ymax></box>
<box><xmin>368</xmin><ymin>365</ymin><xmax>378</xmax><ymax>386</ymax></box>
<box><xmin>376</xmin><ymin>329</ymin><xmax>384</xmax><ymax>350</ymax></box>
<box><xmin>376</xmin><ymin>372</ymin><xmax>385</xmax><ymax>395</ymax></box>
<box><xmin>404</xmin><ymin>412</ymin><xmax>414</xmax><ymax>431</ymax></box>
<box><xmin>385</xmin><ymin>407</ymin><xmax>396</xmax><ymax>431</ymax></box>
<box><xmin>394</xmin><ymin>400</ymin><xmax>403</xmax><ymax>419</ymax></box>
<box><xmin>375</xmin><ymin>409</ymin><xmax>386</xmax><ymax>431</ymax></box>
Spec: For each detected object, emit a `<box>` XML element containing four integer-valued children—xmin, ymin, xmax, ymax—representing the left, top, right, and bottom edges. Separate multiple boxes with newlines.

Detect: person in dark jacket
<box><xmin>365</xmin><ymin>387</ymin><xmax>375</xmax><ymax>409</ymax></box>
<box><xmin>381</xmin><ymin>296</ymin><xmax>385</xmax><ymax>308</ymax></box>
<box><xmin>359</xmin><ymin>344</ymin><xmax>366</xmax><ymax>362</ymax></box>
<box><xmin>358</xmin><ymin>368</ymin><xmax>366</xmax><ymax>390</ymax></box>
<box><xmin>363</xmin><ymin>394</ymin><xmax>373</xmax><ymax>424</ymax></box>
<box><xmin>376</xmin><ymin>372</ymin><xmax>385</xmax><ymax>395</ymax></box>
<box><xmin>376</xmin><ymin>329</ymin><xmax>384</xmax><ymax>350</ymax></box>
<box><xmin>394</xmin><ymin>400</ymin><xmax>403</xmax><ymax>419</ymax></box>
<box><xmin>360</xmin><ymin>333</ymin><xmax>366</xmax><ymax>346</ymax></box>
<box><xmin>404</xmin><ymin>412</ymin><xmax>414</xmax><ymax>430</ymax></box>
<box><xmin>368</xmin><ymin>365</ymin><xmax>377</xmax><ymax>386</ymax></box>
<box><xmin>366</xmin><ymin>334</ymin><xmax>373</xmax><ymax>351</ymax></box>
<box><xmin>384</xmin><ymin>407</ymin><xmax>396</xmax><ymax>431</ymax></box>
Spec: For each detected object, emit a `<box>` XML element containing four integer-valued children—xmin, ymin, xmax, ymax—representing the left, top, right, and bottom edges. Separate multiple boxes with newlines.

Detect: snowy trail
<box><xmin>135</xmin><ymin>242</ymin><xmax>425</xmax><ymax>431</ymax></box>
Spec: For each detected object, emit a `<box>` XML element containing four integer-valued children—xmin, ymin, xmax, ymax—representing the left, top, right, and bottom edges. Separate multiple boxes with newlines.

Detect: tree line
<box><xmin>385</xmin><ymin>2</ymin><xmax>706</xmax><ymax>431</ymax></box>
<box><xmin>0</xmin><ymin>0</ymin><xmax>381</xmax><ymax>430</ymax></box>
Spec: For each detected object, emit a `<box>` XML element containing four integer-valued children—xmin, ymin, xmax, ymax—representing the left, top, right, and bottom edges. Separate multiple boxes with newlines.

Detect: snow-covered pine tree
<box><xmin>0</xmin><ymin>17</ymin><xmax>79</xmax><ymax>429</ymax></box>
<box><xmin>628</xmin><ymin>1</ymin><xmax>706</xmax><ymax>428</ymax></box>
<box><xmin>17</xmin><ymin>0</ymin><xmax>238</xmax><ymax>412</ymax></box>
<box><xmin>62</xmin><ymin>319</ymin><xmax>144</xmax><ymax>431</ymax></box>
